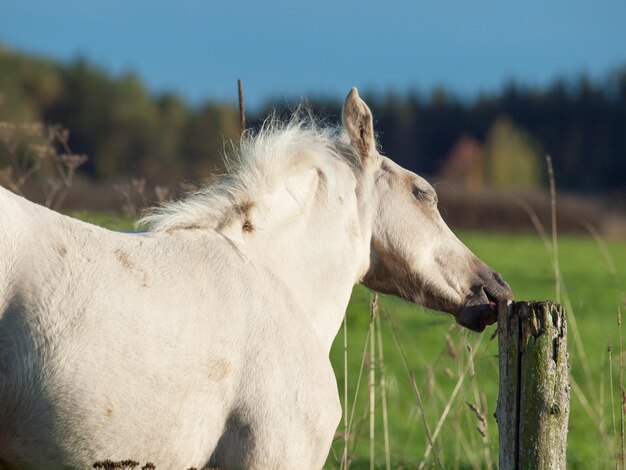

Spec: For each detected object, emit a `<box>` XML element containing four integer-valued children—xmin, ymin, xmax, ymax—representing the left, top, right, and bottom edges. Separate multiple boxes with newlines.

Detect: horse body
<box><xmin>0</xmin><ymin>184</ymin><xmax>348</xmax><ymax>469</ymax></box>
<box><xmin>0</xmin><ymin>89</ymin><xmax>512</xmax><ymax>469</ymax></box>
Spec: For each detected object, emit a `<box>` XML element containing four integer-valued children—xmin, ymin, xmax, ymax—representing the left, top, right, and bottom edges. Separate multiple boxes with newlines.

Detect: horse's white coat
<box><xmin>0</xmin><ymin>89</ymin><xmax>512</xmax><ymax>469</ymax></box>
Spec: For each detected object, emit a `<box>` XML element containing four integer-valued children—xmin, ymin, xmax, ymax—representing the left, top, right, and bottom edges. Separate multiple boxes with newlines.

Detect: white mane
<box><xmin>140</xmin><ymin>112</ymin><xmax>358</xmax><ymax>232</ymax></box>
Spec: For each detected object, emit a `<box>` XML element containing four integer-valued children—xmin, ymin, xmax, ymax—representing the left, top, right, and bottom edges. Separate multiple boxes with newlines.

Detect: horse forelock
<box><xmin>140</xmin><ymin>110</ymin><xmax>362</xmax><ymax>233</ymax></box>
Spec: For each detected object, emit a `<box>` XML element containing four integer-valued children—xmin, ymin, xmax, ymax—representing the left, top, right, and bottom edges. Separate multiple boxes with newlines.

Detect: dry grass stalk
<box><xmin>609</xmin><ymin>335</ymin><xmax>619</xmax><ymax>468</ymax></box>
<box><xmin>375</xmin><ymin>312</ymin><xmax>391</xmax><ymax>470</ymax></box>
<box><xmin>466</xmin><ymin>401</ymin><xmax>487</xmax><ymax>437</ymax></box>
<box><xmin>154</xmin><ymin>185</ymin><xmax>171</xmax><ymax>203</ymax></box>
<box><xmin>469</xmin><ymin>353</ymin><xmax>492</xmax><ymax>468</ymax></box>
<box><xmin>115</xmin><ymin>178</ymin><xmax>147</xmax><ymax>217</ymax></box>
<box><xmin>342</xmin><ymin>314</ymin><xmax>349</xmax><ymax>470</ymax></box>
<box><xmin>445</xmin><ymin>333</ymin><xmax>459</xmax><ymax>360</ymax></box>
<box><xmin>453</xmin><ymin>418</ymin><xmax>462</xmax><ymax>470</ymax></box>
<box><xmin>585</xmin><ymin>223</ymin><xmax>619</xmax><ymax>279</ymax></box>
<box><xmin>546</xmin><ymin>155</ymin><xmax>560</xmax><ymax>303</ymax></box>
<box><xmin>617</xmin><ymin>307</ymin><xmax>626</xmax><ymax>469</ymax></box>
<box><xmin>517</xmin><ymin>199</ymin><xmax>551</xmax><ymax>254</ymax></box>
<box><xmin>341</xmin><ymin>321</ymin><xmax>372</xmax><ymax>470</ymax></box>
<box><xmin>419</xmin><ymin>336</ymin><xmax>483</xmax><ymax>468</ymax></box>
<box><xmin>0</xmin><ymin>121</ymin><xmax>87</xmax><ymax>209</ymax></box>
<box><xmin>369</xmin><ymin>294</ymin><xmax>378</xmax><ymax>470</ymax></box>
<box><xmin>385</xmin><ymin>310</ymin><xmax>442</xmax><ymax>469</ymax></box>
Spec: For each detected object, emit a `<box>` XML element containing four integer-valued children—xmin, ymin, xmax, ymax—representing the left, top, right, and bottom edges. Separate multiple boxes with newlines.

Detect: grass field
<box><xmin>72</xmin><ymin>211</ymin><xmax>626</xmax><ymax>469</ymax></box>
<box><xmin>330</xmin><ymin>232</ymin><xmax>626</xmax><ymax>469</ymax></box>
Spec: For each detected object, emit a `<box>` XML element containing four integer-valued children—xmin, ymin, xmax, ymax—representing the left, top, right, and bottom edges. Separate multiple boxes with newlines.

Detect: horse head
<box><xmin>344</xmin><ymin>88</ymin><xmax>513</xmax><ymax>332</ymax></box>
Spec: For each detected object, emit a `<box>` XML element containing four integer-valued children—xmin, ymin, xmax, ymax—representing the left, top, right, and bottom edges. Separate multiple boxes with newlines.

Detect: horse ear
<box><xmin>342</xmin><ymin>87</ymin><xmax>375</xmax><ymax>160</ymax></box>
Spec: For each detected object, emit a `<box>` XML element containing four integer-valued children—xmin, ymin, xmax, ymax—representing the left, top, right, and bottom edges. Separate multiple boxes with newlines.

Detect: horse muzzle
<box><xmin>456</xmin><ymin>269</ymin><xmax>514</xmax><ymax>332</ymax></box>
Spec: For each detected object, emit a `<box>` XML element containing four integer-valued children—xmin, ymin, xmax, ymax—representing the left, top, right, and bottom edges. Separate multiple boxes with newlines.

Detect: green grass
<box><xmin>330</xmin><ymin>232</ymin><xmax>626</xmax><ymax>469</ymax></box>
<box><xmin>74</xmin><ymin>212</ymin><xmax>626</xmax><ymax>469</ymax></box>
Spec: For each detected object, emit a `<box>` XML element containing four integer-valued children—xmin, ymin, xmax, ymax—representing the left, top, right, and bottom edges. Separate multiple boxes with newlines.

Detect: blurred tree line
<box><xmin>1</xmin><ymin>46</ymin><xmax>625</xmax><ymax>195</ymax></box>
<box><xmin>364</xmin><ymin>78</ymin><xmax>626</xmax><ymax>194</ymax></box>
<box><xmin>0</xmin><ymin>47</ymin><xmax>241</xmax><ymax>183</ymax></box>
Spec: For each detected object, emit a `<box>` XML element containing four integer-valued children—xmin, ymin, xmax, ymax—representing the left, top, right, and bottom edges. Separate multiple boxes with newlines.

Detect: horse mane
<box><xmin>140</xmin><ymin>110</ymin><xmax>360</xmax><ymax>232</ymax></box>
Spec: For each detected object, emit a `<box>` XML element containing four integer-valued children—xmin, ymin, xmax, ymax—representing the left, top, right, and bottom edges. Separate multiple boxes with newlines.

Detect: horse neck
<box><xmin>252</xmin><ymin>165</ymin><xmax>370</xmax><ymax>353</ymax></box>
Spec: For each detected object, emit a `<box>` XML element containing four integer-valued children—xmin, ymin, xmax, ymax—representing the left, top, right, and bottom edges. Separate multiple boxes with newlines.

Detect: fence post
<box><xmin>497</xmin><ymin>301</ymin><xmax>570</xmax><ymax>469</ymax></box>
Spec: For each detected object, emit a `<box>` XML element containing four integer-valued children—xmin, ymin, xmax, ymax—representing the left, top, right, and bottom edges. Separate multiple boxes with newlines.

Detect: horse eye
<box><xmin>412</xmin><ymin>187</ymin><xmax>438</xmax><ymax>205</ymax></box>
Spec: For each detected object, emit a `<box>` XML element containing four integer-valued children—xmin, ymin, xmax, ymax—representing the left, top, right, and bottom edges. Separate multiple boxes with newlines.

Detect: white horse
<box><xmin>0</xmin><ymin>88</ymin><xmax>512</xmax><ymax>469</ymax></box>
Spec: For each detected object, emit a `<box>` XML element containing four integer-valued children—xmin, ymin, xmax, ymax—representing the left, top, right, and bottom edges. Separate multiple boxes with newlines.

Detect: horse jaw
<box><xmin>362</xmin><ymin>233</ymin><xmax>514</xmax><ymax>332</ymax></box>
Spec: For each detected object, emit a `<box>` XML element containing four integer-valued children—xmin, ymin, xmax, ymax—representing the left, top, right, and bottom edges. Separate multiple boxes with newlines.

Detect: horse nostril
<box><xmin>488</xmin><ymin>271</ymin><xmax>514</xmax><ymax>300</ymax></box>
<box><xmin>493</xmin><ymin>271</ymin><xmax>507</xmax><ymax>287</ymax></box>
<box><xmin>475</xmin><ymin>265</ymin><xmax>514</xmax><ymax>300</ymax></box>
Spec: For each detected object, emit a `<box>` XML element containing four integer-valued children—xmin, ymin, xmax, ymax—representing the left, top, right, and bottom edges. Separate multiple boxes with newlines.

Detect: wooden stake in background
<box><xmin>238</xmin><ymin>79</ymin><xmax>246</xmax><ymax>133</ymax></box>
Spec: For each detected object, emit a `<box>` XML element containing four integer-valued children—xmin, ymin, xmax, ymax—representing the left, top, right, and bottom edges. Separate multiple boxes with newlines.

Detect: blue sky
<box><xmin>1</xmin><ymin>0</ymin><xmax>625</xmax><ymax>110</ymax></box>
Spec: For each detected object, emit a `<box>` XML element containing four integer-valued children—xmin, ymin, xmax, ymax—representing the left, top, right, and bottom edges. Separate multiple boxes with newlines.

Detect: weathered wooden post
<box><xmin>497</xmin><ymin>301</ymin><xmax>570</xmax><ymax>469</ymax></box>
